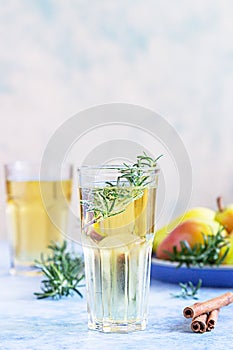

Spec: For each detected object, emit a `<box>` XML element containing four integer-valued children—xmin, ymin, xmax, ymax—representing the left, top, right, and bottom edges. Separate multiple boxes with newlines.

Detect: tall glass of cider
<box><xmin>5</xmin><ymin>162</ymin><xmax>73</xmax><ymax>275</ymax></box>
<box><xmin>78</xmin><ymin>163</ymin><xmax>159</xmax><ymax>332</ymax></box>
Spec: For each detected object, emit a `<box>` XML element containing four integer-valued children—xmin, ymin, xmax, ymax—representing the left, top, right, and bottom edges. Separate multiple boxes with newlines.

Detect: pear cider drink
<box><xmin>78</xmin><ymin>154</ymin><xmax>160</xmax><ymax>333</ymax></box>
<box><xmin>5</xmin><ymin>162</ymin><xmax>73</xmax><ymax>275</ymax></box>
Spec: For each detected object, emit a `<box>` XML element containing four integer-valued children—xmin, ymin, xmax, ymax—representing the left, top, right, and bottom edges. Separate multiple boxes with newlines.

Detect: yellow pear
<box><xmin>221</xmin><ymin>230</ymin><xmax>233</xmax><ymax>265</ymax></box>
<box><xmin>215</xmin><ymin>197</ymin><xmax>233</xmax><ymax>233</ymax></box>
<box><xmin>153</xmin><ymin>207</ymin><xmax>216</xmax><ymax>252</ymax></box>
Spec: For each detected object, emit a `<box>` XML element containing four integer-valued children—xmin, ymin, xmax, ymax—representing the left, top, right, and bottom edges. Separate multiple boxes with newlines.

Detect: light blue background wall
<box><xmin>0</xmin><ymin>0</ymin><xmax>233</xmax><ymax>236</ymax></box>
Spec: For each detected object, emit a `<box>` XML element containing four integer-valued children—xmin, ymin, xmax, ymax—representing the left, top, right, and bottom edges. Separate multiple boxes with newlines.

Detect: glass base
<box><xmin>88</xmin><ymin>319</ymin><xmax>147</xmax><ymax>333</ymax></box>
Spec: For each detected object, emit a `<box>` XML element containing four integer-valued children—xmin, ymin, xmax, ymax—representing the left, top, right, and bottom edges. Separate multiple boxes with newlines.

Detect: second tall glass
<box><xmin>5</xmin><ymin>162</ymin><xmax>73</xmax><ymax>275</ymax></box>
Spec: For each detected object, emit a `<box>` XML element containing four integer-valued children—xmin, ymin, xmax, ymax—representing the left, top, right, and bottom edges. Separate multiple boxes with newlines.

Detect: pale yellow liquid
<box><xmin>80</xmin><ymin>187</ymin><xmax>156</xmax><ymax>332</ymax></box>
<box><xmin>6</xmin><ymin>180</ymin><xmax>72</xmax><ymax>273</ymax></box>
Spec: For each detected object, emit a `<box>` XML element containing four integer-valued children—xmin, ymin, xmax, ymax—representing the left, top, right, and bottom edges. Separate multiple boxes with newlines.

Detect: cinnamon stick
<box><xmin>183</xmin><ymin>292</ymin><xmax>233</xmax><ymax>319</ymax></box>
<box><xmin>206</xmin><ymin>309</ymin><xmax>220</xmax><ymax>331</ymax></box>
<box><xmin>191</xmin><ymin>313</ymin><xmax>208</xmax><ymax>333</ymax></box>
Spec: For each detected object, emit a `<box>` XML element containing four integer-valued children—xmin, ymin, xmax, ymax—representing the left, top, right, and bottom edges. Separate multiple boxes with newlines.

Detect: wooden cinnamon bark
<box><xmin>183</xmin><ymin>292</ymin><xmax>233</xmax><ymax>319</ymax></box>
<box><xmin>191</xmin><ymin>313</ymin><xmax>208</xmax><ymax>333</ymax></box>
<box><xmin>206</xmin><ymin>309</ymin><xmax>220</xmax><ymax>331</ymax></box>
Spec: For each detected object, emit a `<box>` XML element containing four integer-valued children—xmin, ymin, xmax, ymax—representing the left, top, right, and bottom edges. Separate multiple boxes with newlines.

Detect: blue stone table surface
<box><xmin>1</xmin><ymin>241</ymin><xmax>233</xmax><ymax>350</ymax></box>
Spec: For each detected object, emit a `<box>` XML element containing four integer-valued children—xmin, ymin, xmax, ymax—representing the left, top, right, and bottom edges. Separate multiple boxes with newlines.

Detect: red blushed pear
<box><xmin>156</xmin><ymin>219</ymin><xmax>217</xmax><ymax>260</ymax></box>
<box><xmin>215</xmin><ymin>197</ymin><xmax>233</xmax><ymax>233</ymax></box>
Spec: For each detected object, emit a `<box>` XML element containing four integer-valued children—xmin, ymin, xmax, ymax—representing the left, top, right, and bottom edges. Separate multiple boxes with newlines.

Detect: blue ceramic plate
<box><xmin>151</xmin><ymin>258</ymin><xmax>233</xmax><ymax>287</ymax></box>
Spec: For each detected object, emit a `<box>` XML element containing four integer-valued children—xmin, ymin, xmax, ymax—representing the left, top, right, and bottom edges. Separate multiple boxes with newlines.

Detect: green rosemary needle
<box><xmin>171</xmin><ymin>279</ymin><xmax>202</xmax><ymax>299</ymax></box>
<box><xmin>34</xmin><ymin>241</ymin><xmax>85</xmax><ymax>300</ymax></box>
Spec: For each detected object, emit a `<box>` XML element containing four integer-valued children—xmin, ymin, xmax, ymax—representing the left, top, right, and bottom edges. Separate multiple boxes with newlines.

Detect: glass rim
<box><xmin>77</xmin><ymin>164</ymin><xmax>160</xmax><ymax>173</ymax></box>
<box><xmin>4</xmin><ymin>161</ymin><xmax>73</xmax><ymax>181</ymax></box>
<box><xmin>4</xmin><ymin>161</ymin><xmax>40</xmax><ymax>168</ymax></box>
<box><xmin>4</xmin><ymin>161</ymin><xmax>73</xmax><ymax>169</ymax></box>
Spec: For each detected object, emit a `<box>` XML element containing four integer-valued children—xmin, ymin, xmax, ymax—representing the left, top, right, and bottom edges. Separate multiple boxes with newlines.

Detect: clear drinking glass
<box><xmin>78</xmin><ymin>164</ymin><xmax>159</xmax><ymax>332</ymax></box>
<box><xmin>4</xmin><ymin>161</ymin><xmax>73</xmax><ymax>275</ymax></box>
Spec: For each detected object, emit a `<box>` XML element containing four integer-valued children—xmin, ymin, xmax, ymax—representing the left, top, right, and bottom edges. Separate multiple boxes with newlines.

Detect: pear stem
<box><xmin>217</xmin><ymin>196</ymin><xmax>224</xmax><ymax>212</ymax></box>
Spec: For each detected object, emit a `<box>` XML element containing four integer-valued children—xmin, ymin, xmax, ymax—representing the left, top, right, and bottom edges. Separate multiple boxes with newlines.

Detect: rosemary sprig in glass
<box><xmin>118</xmin><ymin>153</ymin><xmax>162</xmax><ymax>186</ymax></box>
<box><xmin>34</xmin><ymin>241</ymin><xmax>85</xmax><ymax>299</ymax></box>
<box><xmin>81</xmin><ymin>152</ymin><xmax>162</xmax><ymax>227</ymax></box>
<box><xmin>164</xmin><ymin>228</ymin><xmax>230</xmax><ymax>268</ymax></box>
<box><xmin>171</xmin><ymin>279</ymin><xmax>202</xmax><ymax>299</ymax></box>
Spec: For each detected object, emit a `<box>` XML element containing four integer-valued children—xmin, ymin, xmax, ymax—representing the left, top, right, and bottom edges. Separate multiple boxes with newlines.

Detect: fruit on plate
<box><xmin>221</xmin><ymin>231</ymin><xmax>233</xmax><ymax>265</ymax></box>
<box><xmin>153</xmin><ymin>207</ymin><xmax>215</xmax><ymax>252</ymax></box>
<box><xmin>156</xmin><ymin>219</ymin><xmax>221</xmax><ymax>260</ymax></box>
<box><xmin>215</xmin><ymin>197</ymin><xmax>233</xmax><ymax>233</ymax></box>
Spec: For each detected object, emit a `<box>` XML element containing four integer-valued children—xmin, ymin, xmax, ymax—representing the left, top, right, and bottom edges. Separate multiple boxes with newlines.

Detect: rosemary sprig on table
<box><xmin>81</xmin><ymin>152</ymin><xmax>162</xmax><ymax>227</ymax></box>
<box><xmin>34</xmin><ymin>241</ymin><xmax>85</xmax><ymax>300</ymax></box>
<box><xmin>164</xmin><ymin>228</ymin><xmax>230</xmax><ymax>268</ymax></box>
<box><xmin>171</xmin><ymin>279</ymin><xmax>202</xmax><ymax>299</ymax></box>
